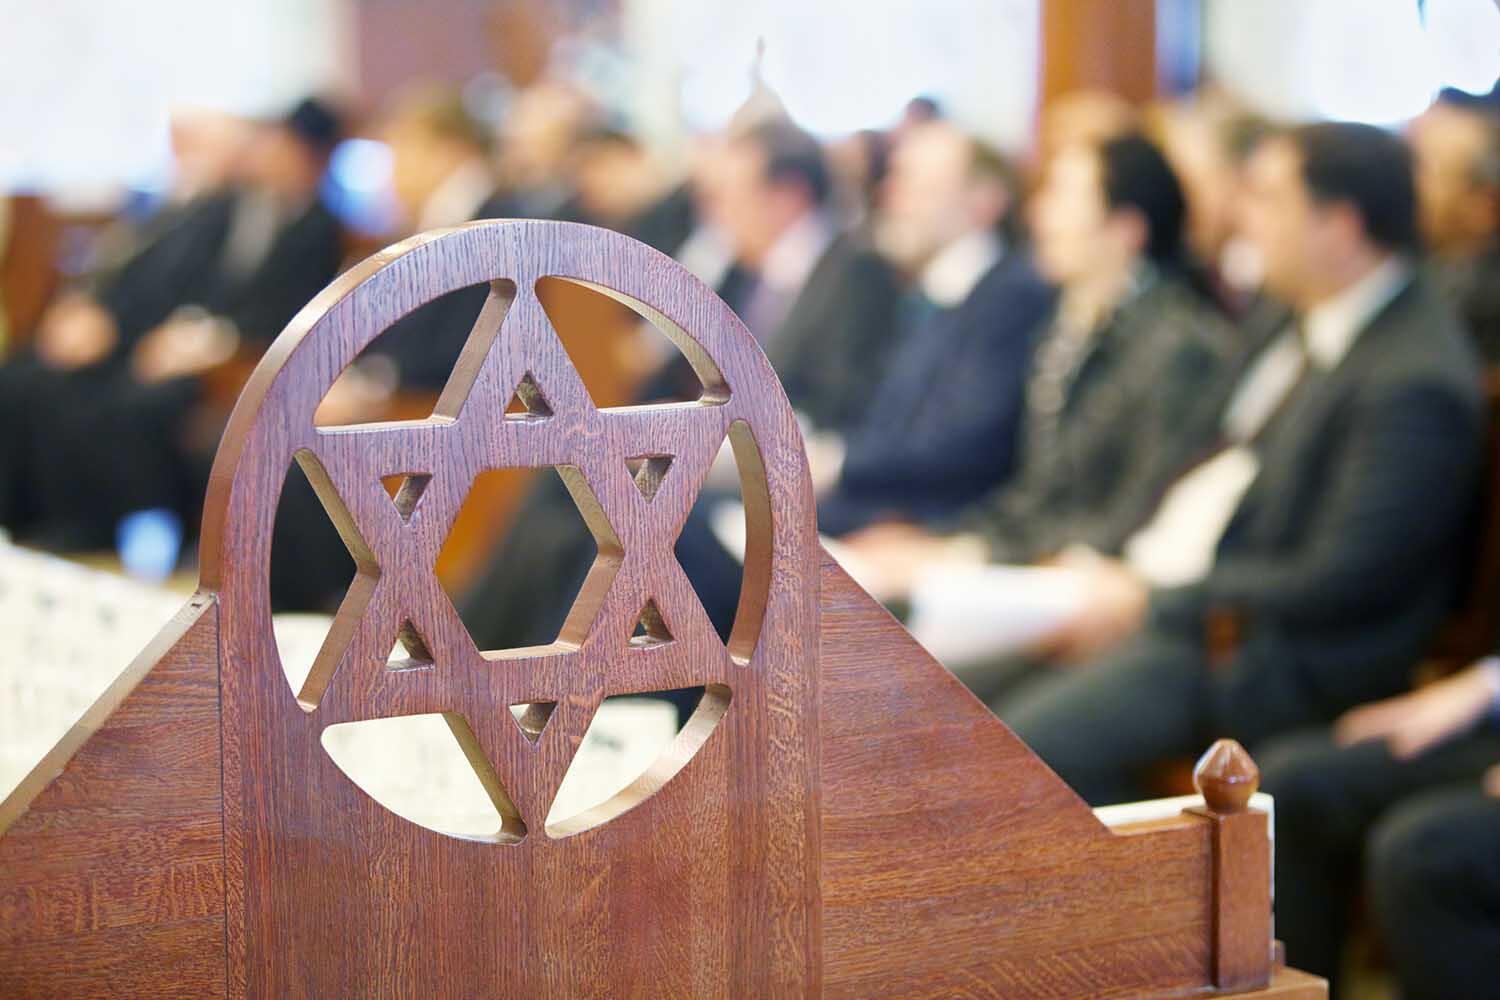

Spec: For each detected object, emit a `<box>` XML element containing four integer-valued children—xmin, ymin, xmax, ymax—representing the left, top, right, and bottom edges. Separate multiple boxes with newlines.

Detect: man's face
<box><xmin>1411</xmin><ymin>105</ymin><xmax>1492</xmax><ymax>254</ymax></box>
<box><xmin>710</xmin><ymin>140</ymin><xmax>781</xmax><ymax>263</ymax></box>
<box><xmin>877</xmin><ymin>124</ymin><xmax>974</xmax><ymax>267</ymax></box>
<box><xmin>1030</xmin><ymin>144</ymin><xmax>1111</xmax><ymax>284</ymax></box>
<box><xmin>243</xmin><ymin>124</ymin><xmax>317</xmax><ymax>203</ymax></box>
<box><xmin>1238</xmin><ymin>138</ymin><xmax>1325</xmax><ymax>306</ymax></box>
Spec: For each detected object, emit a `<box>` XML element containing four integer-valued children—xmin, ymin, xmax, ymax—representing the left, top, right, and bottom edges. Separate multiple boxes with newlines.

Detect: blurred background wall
<box><xmin>4</xmin><ymin>0</ymin><xmax>1499</xmax><ymax>203</ymax></box>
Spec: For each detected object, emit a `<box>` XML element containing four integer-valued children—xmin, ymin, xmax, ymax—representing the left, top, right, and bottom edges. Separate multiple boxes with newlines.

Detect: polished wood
<box><xmin>820</xmin><ymin>557</ymin><xmax>1291</xmax><ymax>998</ymax></box>
<box><xmin>1256</xmin><ymin>967</ymin><xmax>1330</xmax><ymax>998</ymax></box>
<box><xmin>203</xmin><ymin>221</ymin><xmax>820</xmax><ymax>997</ymax></box>
<box><xmin>0</xmin><ymin>220</ymin><xmax>1320</xmax><ymax>997</ymax></box>
<box><xmin>0</xmin><ymin>597</ymin><xmax>223</xmax><ymax>999</ymax></box>
<box><xmin>1188</xmin><ymin>741</ymin><xmax>1272</xmax><ymax>992</ymax></box>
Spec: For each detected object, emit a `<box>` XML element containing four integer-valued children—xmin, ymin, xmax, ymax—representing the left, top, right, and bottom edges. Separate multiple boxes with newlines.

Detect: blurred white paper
<box><xmin>907</xmin><ymin>564</ymin><xmax>1089</xmax><ymax>668</ymax></box>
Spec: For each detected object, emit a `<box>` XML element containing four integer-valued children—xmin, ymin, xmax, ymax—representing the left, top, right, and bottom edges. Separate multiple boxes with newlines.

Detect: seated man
<box><xmin>273</xmin><ymin>88</ymin><xmax>511</xmax><ymax>612</ymax></box>
<box><xmin>0</xmin><ymin>99</ymin><xmax>344</xmax><ymax>551</ymax></box>
<box><xmin>840</xmin><ymin>132</ymin><xmax>1238</xmax><ymax>675</ymax></box>
<box><xmin>459</xmin><ymin>119</ymin><xmax>904</xmax><ymax>651</ymax></box>
<box><xmin>1260</xmin><ymin>660</ymin><xmax>1500</xmax><ymax>994</ymax></box>
<box><xmin>1409</xmin><ymin>96</ymin><xmax>1500</xmax><ymax>361</ymax></box>
<box><xmin>661</xmin><ymin>119</ymin><xmax>1057</xmax><ymax>643</ymax></box>
<box><xmin>813</xmin><ymin>120</ymin><xmax>1055</xmax><ymax>533</ymax></box>
<box><xmin>998</xmin><ymin>123</ymin><xmax>1484</xmax><ymax>806</ymax></box>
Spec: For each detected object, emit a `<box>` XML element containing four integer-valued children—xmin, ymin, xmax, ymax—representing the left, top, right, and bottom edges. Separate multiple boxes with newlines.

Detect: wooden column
<box><xmin>0</xmin><ymin>196</ymin><xmax>60</xmax><ymax>351</ymax></box>
<box><xmin>1041</xmin><ymin>0</ymin><xmax>1158</xmax><ymax>104</ymax></box>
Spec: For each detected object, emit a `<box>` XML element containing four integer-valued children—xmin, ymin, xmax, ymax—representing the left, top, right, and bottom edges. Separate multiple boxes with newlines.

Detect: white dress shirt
<box><xmin>740</xmin><ymin>212</ymin><xmax>836</xmax><ymax>341</ymax></box>
<box><xmin>920</xmin><ymin>230</ymin><xmax>1002</xmax><ymax>308</ymax></box>
<box><xmin>1124</xmin><ymin>256</ymin><xmax>1413</xmax><ymax>587</ymax></box>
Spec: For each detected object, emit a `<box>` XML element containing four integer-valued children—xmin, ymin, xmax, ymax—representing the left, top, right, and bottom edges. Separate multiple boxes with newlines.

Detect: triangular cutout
<box><xmin>504</xmin><ymin>371</ymin><xmax>553</xmax><ymax>420</ymax></box>
<box><xmin>630</xmin><ymin>598</ymin><xmax>674</xmax><ymax>648</ymax></box>
<box><xmin>380</xmin><ymin>473</ymin><xmax>431</xmax><ymax>523</ymax></box>
<box><xmin>625</xmin><ymin>454</ymin><xmax>674</xmax><ymax>503</ymax></box>
<box><xmin>387</xmin><ymin>619</ymin><xmax>435</xmax><ymax>671</ymax></box>
<box><xmin>508</xmin><ymin>701</ymin><xmax>557</xmax><ymax>744</ymax></box>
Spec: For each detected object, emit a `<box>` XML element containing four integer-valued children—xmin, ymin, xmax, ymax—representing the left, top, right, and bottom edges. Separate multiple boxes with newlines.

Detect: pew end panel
<box><xmin>1</xmin><ymin>220</ymin><xmax>1324</xmax><ymax>998</ymax></box>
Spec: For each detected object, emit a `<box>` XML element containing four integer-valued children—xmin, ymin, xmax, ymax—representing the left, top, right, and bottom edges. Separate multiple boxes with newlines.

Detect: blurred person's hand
<box><xmin>837</xmin><ymin>522</ymin><xmax>981</xmax><ymax>601</ymax></box>
<box><xmin>1336</xmin><ymin>658</ymin><xmax>1500</xmax><ymax>759</ymax></box>
<box><xmin>131</xmin><ymin>309</ymin><xmax>239</xmax><ymax>383</ymax></box>
<box><xmin>1038</xmin><ymin>553</ymin><xmax>1147</xmax><ymax>662</ymax></box>
<box><xmin>36</xmin><ymin>294</ymin><xmax>118</xmax><ymax>370</ymax></box>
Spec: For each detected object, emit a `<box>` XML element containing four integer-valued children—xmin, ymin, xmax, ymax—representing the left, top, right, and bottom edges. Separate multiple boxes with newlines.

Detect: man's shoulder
<box><xmin>1359</xmin><ymin>275</ymin><xmax>1481</xmax><ymax>387</ymax></box>
<box><xmin>794</xmin><ymin>230</ymin><xmax>902</xmax><ymax>318</ymax></box>
<box><xmin>817</xmin><ymin>230</ymin><xmax>895</xmax><ymax>281</ymax></box>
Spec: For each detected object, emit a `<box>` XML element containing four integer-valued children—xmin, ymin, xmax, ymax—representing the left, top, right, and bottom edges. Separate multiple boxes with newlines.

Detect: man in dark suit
<box><xmin>0</xmin><ymin>99</ymin><xmax>345</xmax><ymax>551</ymax></box>
<box><xmin>458</xmin><ymin>119</ymin><xmax>903</xmax><ymax>651</ymax></box>
<box><xmin>341</xmin><ymin>88</ymin><xmax>513</xmax><ymax>394</ymax></box>
<box><xmin>1411</xmin><ymin>97</ymin><xmax>1500</xmax><ymax>361</ymax></box>
<box><xmin>818</xmin><ymin>120</ymin><xmax>1054</xmax><ymax>534</ymax></box>
<box><xmin>706</xmin><ymin>118</ymin><xmax>904</xmax><ymax>434</ymax></box>
<box><xmin>661</xmin><ymin>120</ymin><xmax>1055</xmax><ymax>647</ymax></box>
<box><xmin>270</xmin><ymin>88</ymin><xmax>508</xmax><ymax>613</ymax></box>
<box><xmin>1259</xmin><ymin>659</ymin><xmax>1500</xmax><ymax>990</ymax></box>
<box><xmin>1001</xmin><ymin>123</ymin><xmax>1484</xmax><ymax>806</ymax></box>
<box><xmin>0</xmin><ymin>190</ymin><xmax>237</xmax><ymax>534</ymax></box>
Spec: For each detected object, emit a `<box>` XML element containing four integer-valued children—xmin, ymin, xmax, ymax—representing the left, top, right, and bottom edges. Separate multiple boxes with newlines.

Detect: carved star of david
<box><xmin>288</xmin><ymin>275</ymin><xmax>744</xmax><ymax>840</ymax></box>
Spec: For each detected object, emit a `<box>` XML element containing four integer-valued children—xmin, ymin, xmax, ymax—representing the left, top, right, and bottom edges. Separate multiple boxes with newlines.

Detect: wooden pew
<box><xmin>0</xmin><ymin>195</ymin><xmax>61</xmax><ymax>352</ymax></box>
<box><xmin>0</xmin><ymin>221</ymin><xmax>1325</xmax><ymax>998</ymax></box>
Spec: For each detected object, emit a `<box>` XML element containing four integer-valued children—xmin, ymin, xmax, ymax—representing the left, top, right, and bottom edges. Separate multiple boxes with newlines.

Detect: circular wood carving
<box><xmin>200</xmin><ymin>220</ymin><xmax>817</xmax><ymax>842</ymax></box>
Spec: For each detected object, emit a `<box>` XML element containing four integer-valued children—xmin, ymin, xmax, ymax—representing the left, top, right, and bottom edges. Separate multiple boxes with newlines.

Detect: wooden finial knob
<box><xmin>1193</xmin><ymin>739</ymin><xmax>1259</xmax><ymax>814</ymax></box>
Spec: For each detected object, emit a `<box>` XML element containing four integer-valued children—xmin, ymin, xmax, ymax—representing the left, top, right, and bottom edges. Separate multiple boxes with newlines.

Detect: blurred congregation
<box><xmin>4</xmin><ymin>1</ymin><xmax>1500</xmax><ymax>996</ymax></box>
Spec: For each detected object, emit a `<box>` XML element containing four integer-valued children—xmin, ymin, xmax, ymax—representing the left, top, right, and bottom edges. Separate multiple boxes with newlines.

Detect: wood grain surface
<box><xmin>0</xmin><ymin>596</ymin><xmax>225</xmax><ymax>999</ymax></box>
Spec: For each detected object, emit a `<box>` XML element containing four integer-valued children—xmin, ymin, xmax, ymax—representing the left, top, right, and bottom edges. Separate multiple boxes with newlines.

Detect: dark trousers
<box><xmin>0</xmin><ymin>354</ymin><xmax>198</xmax><ymax>551</ymax></box>
<box><xmin>995</xmin><ymin>628</ymin><xmax>1329</xmax><ymax>806</ymax></box>
<box><xmin>1259</xmin><ymin>728</ymin><xmax>1500</xmax><ymax>994</ymax></box>
<box><xmin>1369</xmin><ymin>786</ymin><xmax>1500</xmax><ymax>1000</ymax></box>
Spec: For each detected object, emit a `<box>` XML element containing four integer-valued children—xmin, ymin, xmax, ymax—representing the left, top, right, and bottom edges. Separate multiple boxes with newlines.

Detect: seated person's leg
<box><xmin>0</xmin><ymin>356</ymin><xmax>45</xmax><ymax>530</ymax></box>
<box><xmin>996</xmin><ymin>630</ymin><xmax>1204</xmax><ymax>805</ymax></box>
<box><xmin>1259</xmin><ymin>728</ymin><xmax>1500</xmax><ymax>984</ymax></box>
<box><xmin>24</xmin><ymin>367</ymin><xmax>126</xmax><ymax>549</ymax></box>
<box><xmin>1367</xmin><ymin>786</ymin><xmax>1500</xmax><ymax>1000</ymax></box>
